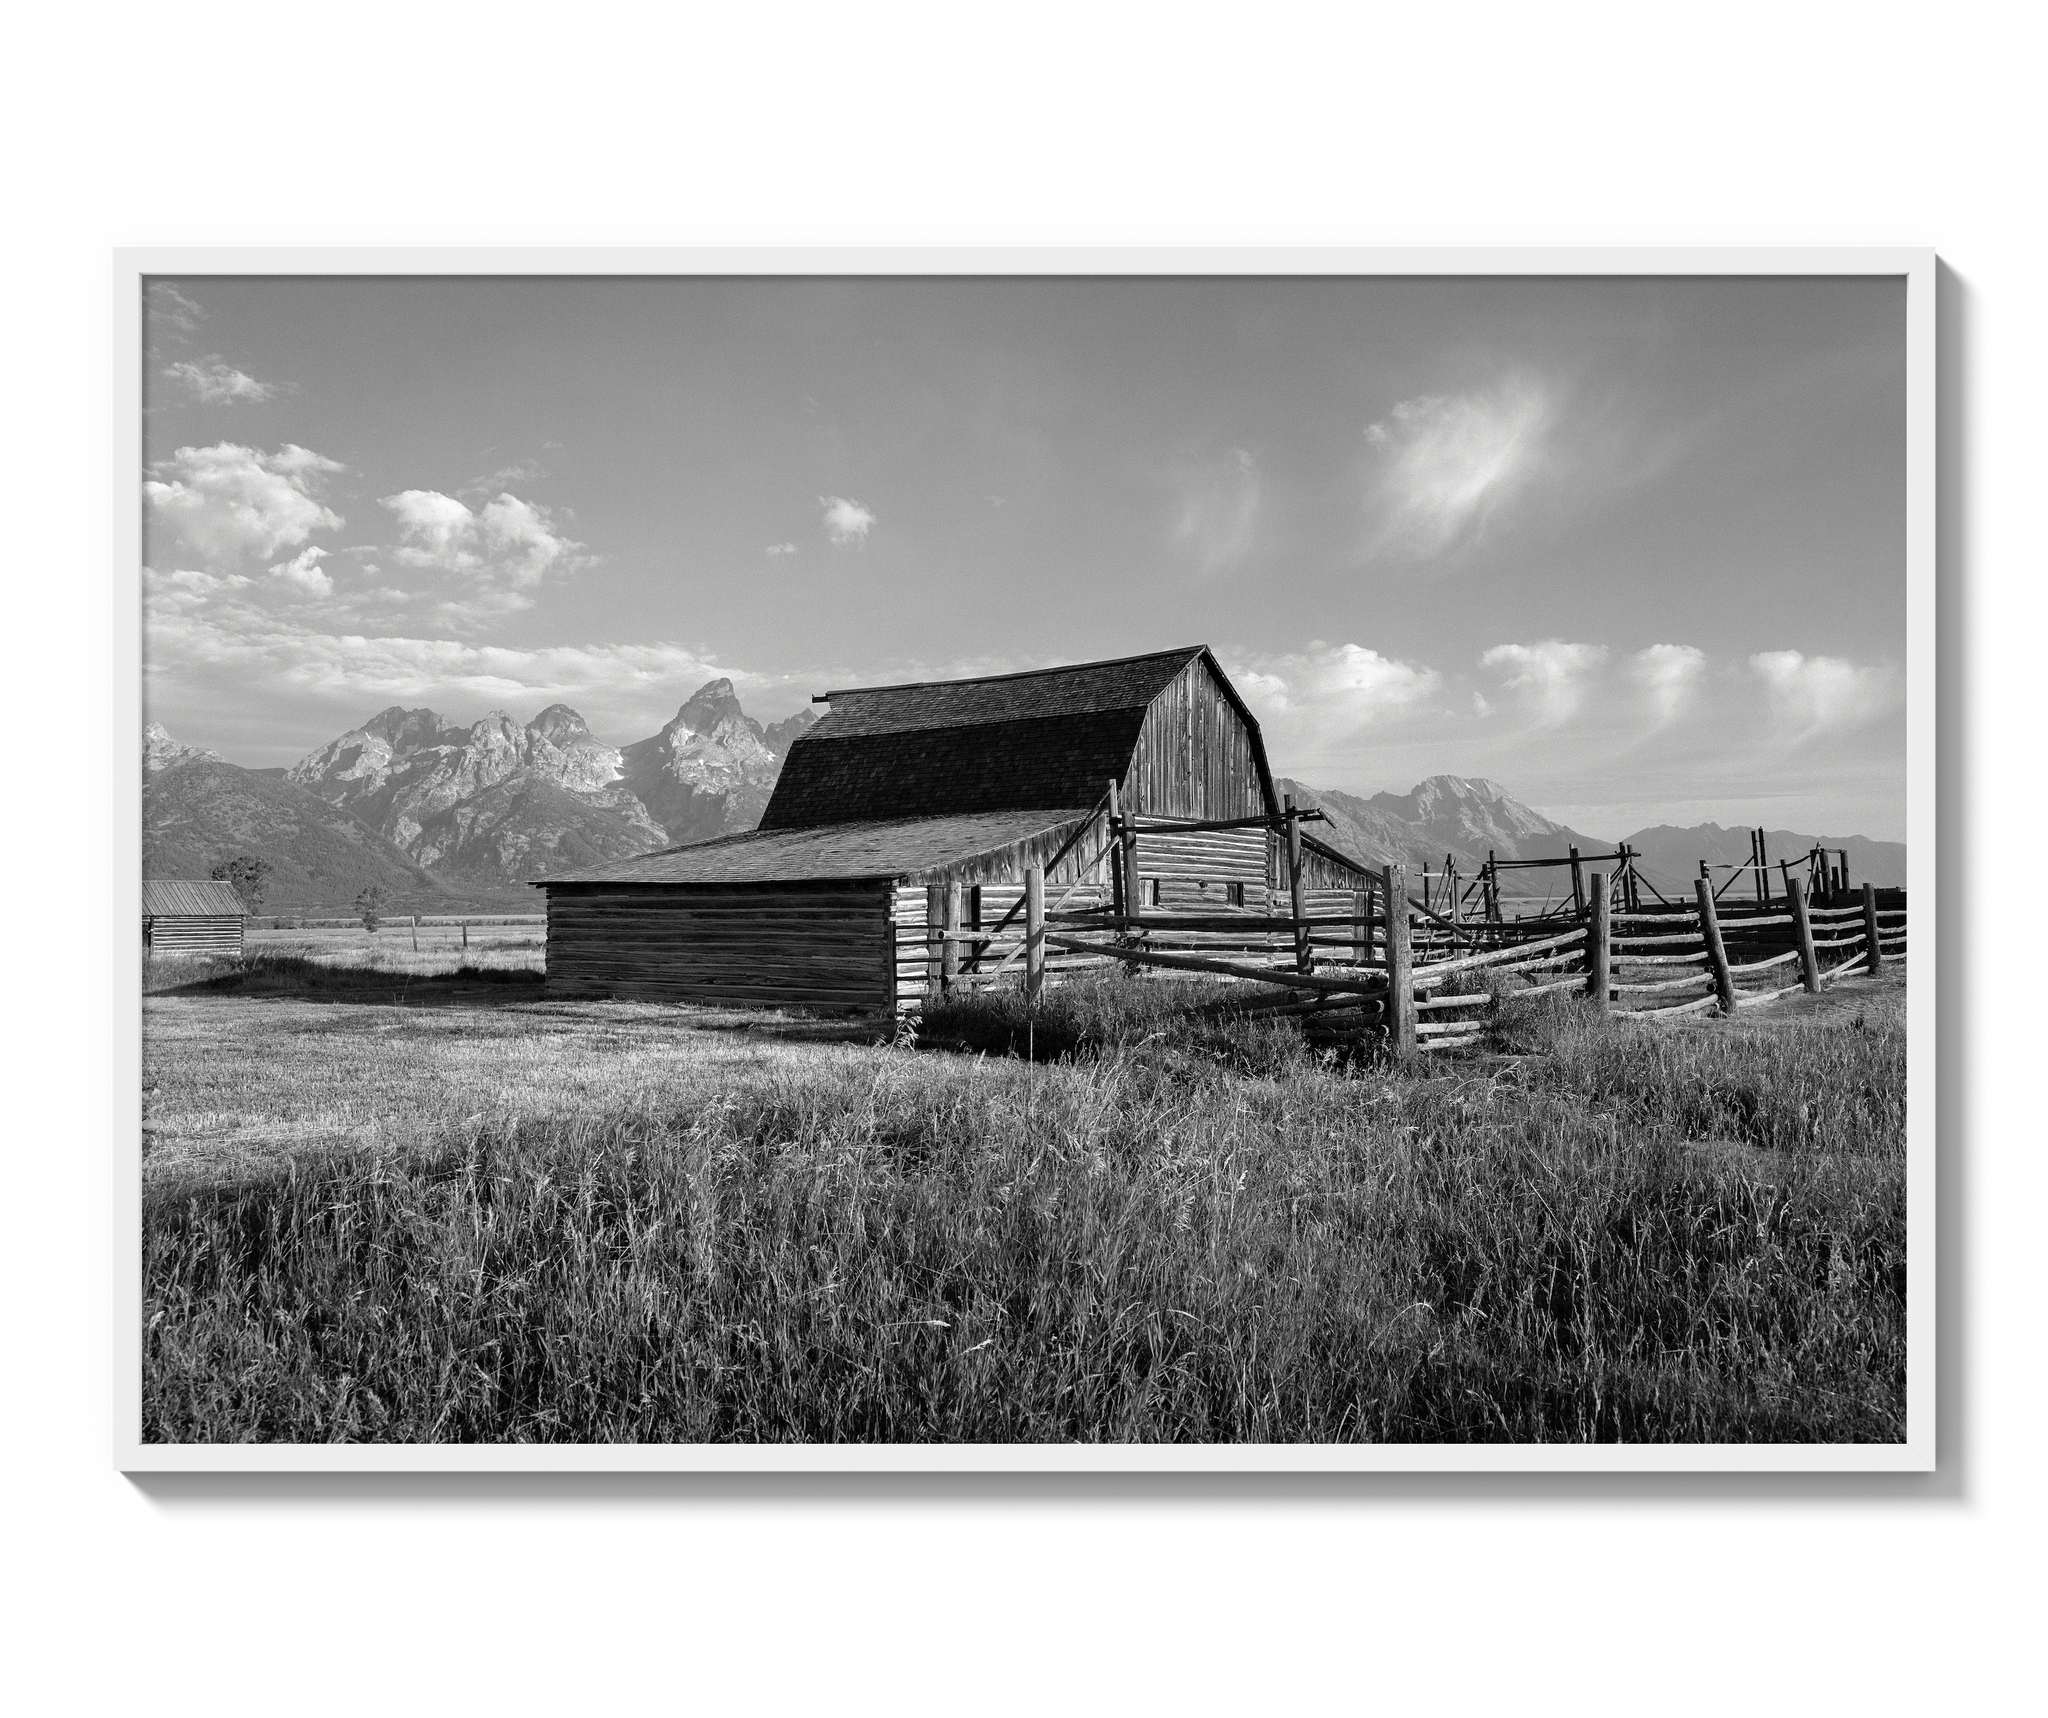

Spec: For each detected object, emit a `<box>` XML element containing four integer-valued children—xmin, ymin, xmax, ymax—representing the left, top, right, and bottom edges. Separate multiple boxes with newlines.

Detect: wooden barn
<box><xmin>540</xmin><ymin>645</ymin><xmax>1376</xmax><ymax>1010</ymax></box>
<box><xmin>142</xmin><ymin>879</ymin><xmax>248</xmax><ymax>955</ymax></box>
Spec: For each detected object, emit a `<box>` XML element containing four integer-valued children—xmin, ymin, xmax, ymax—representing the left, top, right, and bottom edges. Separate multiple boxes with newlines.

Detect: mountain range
<box><xmin>1280</xmin><ymin>775</ymin><xmax>1905</xmax><ymax>903</ymax></box>
<box><xmin>142</xmin><ymin>681</ymin><xmax>818</xmax><ymax>912</ymax></box>
<box><xmin>142</xmin><ymin>686</ymin><xmax>1905</xmax><ymax>913</ymax></box>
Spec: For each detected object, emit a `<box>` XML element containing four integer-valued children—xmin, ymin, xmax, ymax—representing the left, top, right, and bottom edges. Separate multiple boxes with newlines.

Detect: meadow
<box><xmin>140</xmin><ymin>945</ymin><xmax>1907</xmax><ymax>1444</ymax></box>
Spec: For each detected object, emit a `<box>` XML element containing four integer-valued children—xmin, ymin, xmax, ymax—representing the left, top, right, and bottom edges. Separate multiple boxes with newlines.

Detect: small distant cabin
<box><xmin>539</xmin><ymin>645</ymin><xmax>1374</xmax><ymax>1010</ymax></box>
<box><xmin>142</xmin><ymin>879</ymin><xmax>248</xmax><ymax>955</ymax></box>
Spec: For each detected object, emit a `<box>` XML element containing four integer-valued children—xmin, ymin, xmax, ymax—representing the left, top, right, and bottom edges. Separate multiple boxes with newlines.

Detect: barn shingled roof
<box><xmin>542</xmin><ymin>809</ymin><xmax>1095</xmax><ymax>887</ymax></box>
<box><xmin>142</xmin><ymin>879</ymin><xmax>249</xmax><ymax>917</ymax></box>
<box><xmin>760</xmin><ymin>646</ymin><xmax>1233</xmax><ymax>829</ymax></box>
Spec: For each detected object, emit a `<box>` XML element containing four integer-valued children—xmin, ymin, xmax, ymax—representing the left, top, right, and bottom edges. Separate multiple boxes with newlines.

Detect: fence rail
<box><xmin>914</xmin><ymin>839</ymin><xmax>1905</xmax><ymax>1055</ymax></box>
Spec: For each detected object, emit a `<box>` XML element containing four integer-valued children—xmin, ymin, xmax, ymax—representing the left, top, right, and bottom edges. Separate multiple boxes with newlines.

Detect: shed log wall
<box><xmin>143</xmin><ymin>916</ymin><xmax>244</xmax><ymax>954</ymax></box>
<box><xmin>545</xmin><ymin>882</ymin><xmax>893</xmax><ymax>1009</ymax></box>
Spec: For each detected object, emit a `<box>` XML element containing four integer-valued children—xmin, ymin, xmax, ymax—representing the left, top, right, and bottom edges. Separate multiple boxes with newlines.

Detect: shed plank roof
<box><xmin>143</xmin><ymin>879</ymin><xmax>248</xmax><ymax>917</ymax></box>
<box><xmin>541</xmin><ymin>809</ymin><xmax>1094</xmax><ymax>886</ymax></box>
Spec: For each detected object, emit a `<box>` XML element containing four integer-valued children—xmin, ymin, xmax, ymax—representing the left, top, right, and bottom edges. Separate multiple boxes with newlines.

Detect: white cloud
<box><xmin>144</xmin><ymin>442</ymin><xmax>345</xmax><ymax>566</ymax></box>
<box><xmin>1480</xmin><ymin>638</ymin><xmax>1609</xmax><ymax>724</ymax></box>
<box><xmin>380</xmin><ymin>489</ymin><xmax>589</xmax><ymax>624</ymax></box>
<box><xmin>162</xmin><ymin>357</ymin><xmax>281</xmax><ymax>405</ymax></box>
<box><xmin>1629</xmin><ymin>642</ymin><xmax>1707</xmax><ymax>725</ymax></box>
<box><xmin>819</xmin><ymin>495</ymin><xmax>876</xmax><ymax>547</ymax></box>
<box><xmin>142</xmin><ymin>584</ymin><xmax>763</xmax><ymax>745</ymax></box>
<box><xmin>766</xmin><ymin>542</ymin><xmax>799</xmax><ymax>558</ymax></box>
<box><xmin>1748</xmin><ymin>650</ymin><xmax>1898</xmax><ymax>735</ymax></box>
<box><xmin>1364</xmin><ymin>377</ymin><xmax>1552</xmax><ymax>558</ymax></box>
<box><xmin>1172</xmin><ymin>446</ymin><xmax>1261</xmax><ymax>575</ymax></box>
<box><xmin>1232</xmin><ymin>641</ymin><xmax>1443</xmax><ymax>742</ymax></box>
<box><xmin>267</xmin><ymin>545</ymin><xmax>333</xmax><ymax>599</ymax></box>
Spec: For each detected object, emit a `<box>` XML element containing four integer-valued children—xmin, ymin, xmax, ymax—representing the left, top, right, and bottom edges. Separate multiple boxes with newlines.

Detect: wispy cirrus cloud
<box><xmin>1479</xmin><ymin>638</ymin><xmax>1609</xmax><ymax>724</ymax></box>
<box><xmin>1748</xmin><ymin>649</ymin><xmax>1899</xmax><ymax>736</ymax></box>
<box><xmin>144</xmin><ymin>442</ymin><xmax>344</xmax><ymax>566</ymax></box>
<box><xmin>461</xmin><ymin>457</ymin><xmax>545</xmax><ymax>498</ymax></box>
<box><xmin>146</xmin><ymin>282</ymin><xmax>206</xmax><ymax>340</ymax></box>
<box><xmin>1172</xmin><ymin>446</ymin><xmax>1262</xmax><ymax>575</ymax></box>
<box><xmin>161</xmin><ymin>356</ymin><xmax>283</xmax><ymax>405</ymax></box>
<box><xmin>1364</xmin><ymin>377</ymin><xmax>1553</xmax><ymax>559</ymax></box>
<box><xmin>820</xmin><ymin>495</ymin><xmax>876</xmax><ymax>547</ymax></box>
<box><xmin>1629</xmin><ymin>642</ymin><xmax>1707</xmax><ymax>725</ymax></box>
<box><xmin>765</xmin><ymin>541</ymin><xmax>799</xmax><ymax>558</ymax></box>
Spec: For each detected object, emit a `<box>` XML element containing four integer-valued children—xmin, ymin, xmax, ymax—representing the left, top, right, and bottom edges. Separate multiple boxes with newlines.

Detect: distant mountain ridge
<box><xmin>1279</xmin><ymin>775</ymin><xmax>1617</xmax><ymax>900</ymax></box>
<box><xmin>146</xmin><ymin>695</ymin><xmax>1903</xmax><ymax>913</ymax></box>
<box><xmin>144</xmin><ymin>683</ymin><xmax>821</xmax><ymax>909</ymax></box>
<box><xmin>1623</xmin><ymin>822</ymin><xmax>1906</xmax><ymax>890</ymax></box>
<box><xmin>1281</xmin><ymin>776</ymin><xmax>1907</xmax><ymax>898</ymax></box>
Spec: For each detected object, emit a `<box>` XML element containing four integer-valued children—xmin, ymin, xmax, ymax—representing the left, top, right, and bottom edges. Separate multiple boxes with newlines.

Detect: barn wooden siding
<box><xmin>545</xmin><ymin>882</ymin><xmax>894</xmax><ymax>1010</ymax></box>
<box><xmin>1125</xmin><ymin>658</ymin><xmax>1269</xmax><ymax>821</ymax></box>
<box><xmin>143</xmin><ymin>916</ymin><xmax>244</xmax><ymax>954</ymax></box>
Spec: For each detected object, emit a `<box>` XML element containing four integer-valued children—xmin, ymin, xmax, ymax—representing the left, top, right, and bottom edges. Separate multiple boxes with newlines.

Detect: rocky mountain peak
<box><xmin>358</xmin><ymin>705</ymin><xmax>462</xmax><ymax>752</ymax></box>
<box><xmin>527</xmin><ymin>703</ymin><xmax>594</xmax><ymax>745</ymax></box>
<box><xmin>143</xmin><ymin>721</ymin><xmax>223</xmax><ymax>773</ymax></box>
<box><xmin>667</xmin><ymin>677</ymin><xmax>753</xmax><ymax>741</ymax></box>
<box><xmin>762</xmin><ymin>707</ymin><xmax>819</xmax><ymax>754</ymax></box>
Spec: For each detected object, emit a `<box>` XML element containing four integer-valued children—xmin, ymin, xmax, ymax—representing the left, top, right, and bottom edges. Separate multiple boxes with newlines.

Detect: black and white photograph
<box><xmin>122</xmin><ymin>261</ymin><xmax>1930</xmax><ymax>1462</ymax></box>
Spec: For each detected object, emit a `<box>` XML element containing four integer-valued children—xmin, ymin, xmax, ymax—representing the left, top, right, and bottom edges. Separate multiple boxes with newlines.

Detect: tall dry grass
<box><xmin>143</xmin><ymin>981</ymin><xmax>1905</xmax><ymax>1443</ymax></box>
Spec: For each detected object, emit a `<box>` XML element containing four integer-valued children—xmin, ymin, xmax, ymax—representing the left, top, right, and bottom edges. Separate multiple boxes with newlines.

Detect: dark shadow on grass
<box><xmin>147</xmin><ymin>953</ymin><xmax>892</xmax><ymax>1042</ymax></box>
<box><xmin>149</xmin><ymin>954</ymin><xmax>547</xmax><ymax>1009</ymax></box>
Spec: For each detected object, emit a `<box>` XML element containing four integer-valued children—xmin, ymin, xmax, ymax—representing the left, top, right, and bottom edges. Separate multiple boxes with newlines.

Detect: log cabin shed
<box><xmin>142</xmin><ymin>879</ymin><xmax>248</xmax><ymax>955</ymax></box>
<box><xmin>539</xmin><ymin>645</ymin><xmax>1374</xmax><ymax>1010</ymax></box>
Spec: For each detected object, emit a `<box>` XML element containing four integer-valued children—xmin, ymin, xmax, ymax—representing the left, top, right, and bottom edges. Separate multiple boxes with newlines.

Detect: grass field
<box><xmin>140</xmin><ymin>953</ymin><xmax>1907</xmax><ymax>1444</ymax></box>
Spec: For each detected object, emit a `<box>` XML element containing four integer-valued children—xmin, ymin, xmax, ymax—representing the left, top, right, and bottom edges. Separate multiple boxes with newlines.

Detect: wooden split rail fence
<box><xmin>914</xmin><ymin>853</ymin><xmax>1906</xmax><ymax>1057</ymax></box>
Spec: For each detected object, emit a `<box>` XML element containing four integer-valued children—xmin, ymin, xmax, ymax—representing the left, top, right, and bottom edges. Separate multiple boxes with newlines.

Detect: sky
<box><xmin>140</xmin><ymin>274</ymin><xmax>1907</xmax><ymax>840</ymax></box>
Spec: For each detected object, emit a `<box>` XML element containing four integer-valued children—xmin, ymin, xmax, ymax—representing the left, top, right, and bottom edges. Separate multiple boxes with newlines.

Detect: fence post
<box><xmin>1788</xmin><ymin>874</ymin><xmax>1820</xmax><ymax>994</ymax></box>
<box><xmin>1696</xmin><ymin>877</ymin><xmax>1737</xmax><ymax>1014</ymax></box>
<box><xmin>1861</xmin><ymin>881</ymin><xmax>1884</xmax><ymax>978</ymax></box>
<box><xmin>1569</xmin><ymin>845</ymin><xmax>1585</xmax><ymax>918</ymax></box>
<box><xmin>1106</xmin><ymin>777</ymin><xmax>1127</xmax><ymax>921</ymax></box>
<box><xmin>1585</xmin><ymin>869</ymin><xmax>1610</xmax><ymax>1011</ymax></box>
<box><xmin>1025</xmin><ymin>864</ymin><xmax>1046</xmax><ymax>1001</ymax></box>
<box><xmin>941</xmin><ymin>881</ymin><xmax>963</xmax><ymax>995</ymax></box>
<box><xmin>925</xmin><ymin>882</ymin><xmax>945</xmax><ymax>1000</ymax></box>
<box><xmin>1352</xmin><ymin>887</ymin><xmax>1369</xmax><ymax>969</ymax></box>
<box><xmin>1383</xmin><ymin>863</ymin><xmax>1415</xmax><ymax>1057</ymax></box>
<box><xmin>1284</xmin><ymin>793</ymin><xmax>1308</xmax><ymax>973</ymax></box>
